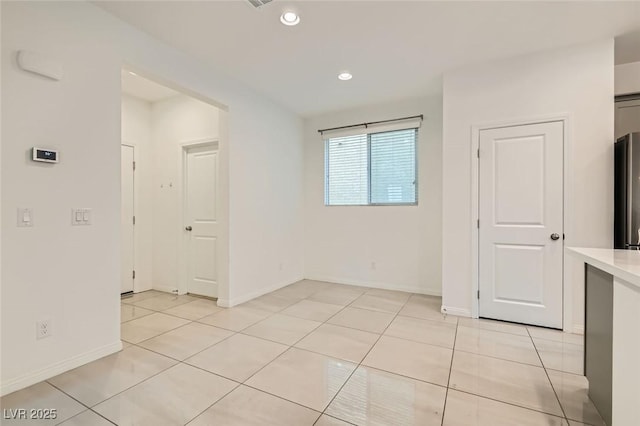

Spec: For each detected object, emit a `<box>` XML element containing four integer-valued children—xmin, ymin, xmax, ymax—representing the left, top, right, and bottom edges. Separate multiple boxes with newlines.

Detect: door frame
<box><xmin>177</xmin><ymin>138</ymin><xmax>220</xmax><ymax>296</ymax></box>
<box><xmin>121</xmin><ymin>142</ymin><xmax>136</xmax><ymax>294</ymax></box>
<box><xmin>470</xmin><ymin>114</ymin><xmax>572</xmax><ymax>330</ymax></box>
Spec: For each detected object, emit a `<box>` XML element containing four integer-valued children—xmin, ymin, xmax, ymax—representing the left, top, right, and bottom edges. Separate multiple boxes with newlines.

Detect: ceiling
<box><xmin>97</xmin><ymin>1</ymin><xmax>640</xmax><ymax>117</ymax></box>
<box><xmin>121</xmin><ymin>70</ymin><xmax>179</xmax><ymax>102</ymax></box>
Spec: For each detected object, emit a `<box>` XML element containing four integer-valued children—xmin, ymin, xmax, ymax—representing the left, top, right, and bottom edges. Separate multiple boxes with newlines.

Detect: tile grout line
<box><xmin>129</xmin><ymin>291</ymin><xmax>343</xmax><ymax>369</ymax></box>
<box><xmin>177</xmin><ymin>286</ymin><xmax>399</xmax><ymax>425</ymax></box>
<box><xmin>185</xmin><ymin>332</ymin><xmax>451</xmax><ymax>392</ymax></box>
<box><xmin>440</xmin><ymin>325</ymin><xmax>582</xmax><ymax>421</ymax></box>
<box><xmin>234</xmin><ymin>292</ymin><xmax>362</xmax><ymax>387</ymax></box>
<box><xmin>440</xmin><ymin>314</ymin><xmax>460</xmax><ymax>426</ymax></box>
<box><xmin>46</xmin><ymin>382</ymin><xmax>117</xmax><ymax>426</ymax></box>
<box><xmin>123</xmin><ymin>296</ymin><xmax>196</xmax><ymax>312</ymax></box>
<box><xmin>183</xmin><ymin>284</ymin><xmax>363</xmax><ymax>425</ymax></box>
<box><xmin>122</xmin><ymin>303</ymin><xmax>220</xmax><ymax>323</ymax></box>
<box><xmin>122</xmin><ymin>320</ymin><xmax>195</xmax><ymax>346</ymax></box>
<box><xmin>8</xmin><ymin>287</ymin><xmax>347</xmax><ymax>425</ymax></box>
<box><xmin>315</xmin><ymin>290</ymin><xmax>415</xmax><ymax>423</ymax></box>
<box><xmin>232</xmin><ymin>289</ymin><xmax>364</xmax><ymax>378</ymax></box>
<box><xmin>85</xmin><ymin>286</ymin><xmax>430</xmax><ymax>424</ymax></box>
<box><xmin>184</xmin><ymin>287</ymin><xmax>341</xmax><ymax>414</ymax></box>
<box><xmin>313</xmin><ymin>413</ymin><xmax>358</xmax><ymax>426</ymax></box>
<box><xmin>444</xmin><ymin>324</ymin><xmax>579</xmax><ymax>420</ymax></box>
<box><xmin>451</xmin><ymin>347</ymin><xmax>545</xmax><ymax>369</ymax></box>
<box><xmin>124</xmin><ymin>300</ymin><xmax>280</xmax><ymax>347</ymax></box>
<box><xmin>78</xmin><ymin>287</ymin><xmax>578</xmax><ymax>426</ymax></box>
<box><xmin>179</xmin><ymin>380</ymin><xmax>242</xmax><ymax>426</ymax></box>
<box><xmin>106</xmin><ymin>287</ymin><xmax>580</xmax><ymax>425</ymax></box>
<box><xmin>131</xmin><ymin>331</ymin><xmax>236</xmax><ymax>364</ymax></box>
<box><xmin>527</xmin><ymin>326</ymin><xmax>571</xmax><ymax>423</ymax></box>
<box><xmin>238</xmin><ymin>289</ymin><xmax>454</xmax><ymax>424</ymax></box>
<box><xmin>446</xmin><ymin>388</ymin><xmax>572</xmax><ymax>422</ymax></box>
<box><xmin>50</xmin><ymin>352</ymin><xmax>191</xmax><ymax>418</ymax></box>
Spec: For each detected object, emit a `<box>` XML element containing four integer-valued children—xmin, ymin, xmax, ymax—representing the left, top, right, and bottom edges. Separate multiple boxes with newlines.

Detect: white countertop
<box><xmin>566</xmin><ymin>247</ymin><xmax>640</xmax><ymax>290</ymax></box>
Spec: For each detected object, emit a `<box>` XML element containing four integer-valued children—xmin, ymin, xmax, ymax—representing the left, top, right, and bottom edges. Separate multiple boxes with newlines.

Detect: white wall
<box><xmin>121</xmin><ymin>94</ymin><xmax>153</xmax><ymax>292</ymax></box>
<box><xmin>226</xmin><ymin>102</ymin><xmax>305</xmax><ymax>305</ymax></box>
<box><xmin>150</xmin><ymin>95</ymin><xmax>220</xmax><ymax>293</ymax></box>
<box><xmin>1</xmin><ymin>1</ymin><xmax>304</xmax><ymax>395</ymax></box>
<box><xmin>615</xmin><ymin>61</ymin><xmax>640</xmax><ymax>96</ymax></box>
<box><xmin>442</xmin><ymin>40</ymin><xmax>614</xmax><ymax>332</ymax></box>
<box><xmin>304</xmin><ymin>97</ymin><xmax>443</xmax><ymax>295</ymax></box>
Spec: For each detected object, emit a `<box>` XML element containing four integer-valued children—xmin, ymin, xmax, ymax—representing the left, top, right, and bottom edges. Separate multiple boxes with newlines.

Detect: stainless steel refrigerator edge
<box><xmin>614</xmin><ymin>132</ymin><xmax>640</xmax><ymax>249</ymax></box>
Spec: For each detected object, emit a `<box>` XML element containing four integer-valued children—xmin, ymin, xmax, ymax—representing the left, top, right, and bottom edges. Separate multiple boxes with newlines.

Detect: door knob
<box><xmin>185</xmin><ymin>226</ymin><xmax>193</xmax><ymax>231</ymax></box>
<box><xmin>550</xmin><ymin>233</ymin><xmax>560</xmax><ymax>241</ymax></box>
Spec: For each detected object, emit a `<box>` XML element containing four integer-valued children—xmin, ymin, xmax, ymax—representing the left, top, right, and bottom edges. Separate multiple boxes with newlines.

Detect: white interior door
<box><xmin>479</xmin><ymin>121</ymin><xmax>563</xmax><ymax>328</ymax></box>
<box><xmin>121</xmin><ymin>145</ymin><xmax>135</xmax><ymax>294</ymax></box>
<box><xmin>185</xmin><ymin>144</ymin><xmax>219</xmax><ymax>298</ymax></box>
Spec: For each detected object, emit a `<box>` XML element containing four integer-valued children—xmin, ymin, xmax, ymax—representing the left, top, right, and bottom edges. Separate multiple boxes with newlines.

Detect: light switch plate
<box><xmin>17</xmin><ymin>208</ymin><xmax>33</xmax><ymax>227</ymax></box>
<box><xmin>71</xmin><ymin>208</ymin><xmax>92</xmax><ymax>226</ymax></box>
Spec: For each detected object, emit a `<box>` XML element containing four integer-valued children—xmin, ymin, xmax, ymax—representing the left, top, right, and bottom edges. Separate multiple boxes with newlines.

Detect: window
<box><xmin>325</xmin><ymin>128</ymin><xmax>418</xmax><ymax>206</ymax></box>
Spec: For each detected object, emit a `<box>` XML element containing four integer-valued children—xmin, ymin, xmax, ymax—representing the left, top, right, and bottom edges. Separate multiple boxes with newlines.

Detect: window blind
<box><xmin>324</xmin><ymin>128</ymin><xmax>418</xmax><ymax>206</ymax></box>
<box><xmin>370</xmin><ymin>129</ymin><xmax>417</xmax><ymax>204</ymax></box>
<box><xmin>325</xmin><ymin>134</ymin><xmax>368</xmax><ymax>205</ymax></box>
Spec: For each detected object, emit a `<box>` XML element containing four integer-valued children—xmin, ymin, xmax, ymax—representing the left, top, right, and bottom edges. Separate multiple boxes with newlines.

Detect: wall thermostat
<box><xmin>32</xmin><ymin>147</ymin><xmax>59</xmax><ymax>163</ymax></box>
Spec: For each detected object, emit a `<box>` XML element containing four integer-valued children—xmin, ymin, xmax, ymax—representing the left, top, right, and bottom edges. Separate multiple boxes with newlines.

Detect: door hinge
<box><xmin>477</xmin><ymin>290</ymin><xmax>480</xmax><ymax>299</ymax></box>
<box><xmin>477</xmin><ymin>149</ymin><xmax>480</xmax><ymax>158</ymax></box>
<box><xmin>133</xmin><ymin>161</ymin><xmax>136</xmax><ymax>171</ymax></box>
<box><xmin>132</xmin><ymin>270</ymin><xmax>136</xmax><ymax>279</ymax></box>
<box><xmin>133</xmin><ymin>216</ymin><xmax>136</xmax><ymax>225</ymax></box>
<box><xmin>477</xmin><ymin>219</ymin><xmax>480</xmax><ymax>228</ymax></box>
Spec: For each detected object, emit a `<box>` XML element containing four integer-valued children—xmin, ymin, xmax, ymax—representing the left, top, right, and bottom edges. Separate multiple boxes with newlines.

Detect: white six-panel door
<box><xmin>121</xmin><ymin>145</ymin><xmax>135</xmax><ymax>294</ymax></box>
<box><xmin>479</xmin><ymin>121</ymin><xmax>563</xmax><ymax>328</ymax></box>
<box><xmin>185</xmin><ymin>145</ymin><xmax>219</xmax><ymax>298</ymax></box>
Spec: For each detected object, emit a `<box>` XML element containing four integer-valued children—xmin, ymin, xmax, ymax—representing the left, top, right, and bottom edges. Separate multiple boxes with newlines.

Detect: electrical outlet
<box><xmin>36</xmin><ymin>319</ymin><xmax>52</xmax><ymax>340</ymax></box>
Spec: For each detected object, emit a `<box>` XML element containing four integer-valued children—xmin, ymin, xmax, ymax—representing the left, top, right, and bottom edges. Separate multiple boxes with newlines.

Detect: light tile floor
<box><xmin>1</xmin><ymin>281</ymin><xmax>604</xmax><ymax>426</ymax></box>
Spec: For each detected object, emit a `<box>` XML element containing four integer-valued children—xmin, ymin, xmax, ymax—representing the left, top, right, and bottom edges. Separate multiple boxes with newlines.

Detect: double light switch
<box><xmin>72</xmin><ymin>208</ymin><xmax>92</xmax><ymax>226</ymax></box>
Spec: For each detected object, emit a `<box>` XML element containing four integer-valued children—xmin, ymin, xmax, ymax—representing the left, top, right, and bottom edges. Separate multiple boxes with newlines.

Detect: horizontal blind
<box><xmin>370</xmin><ymin>129</ymin><xmax>417</xmax><ymax>204</ymax></box>
<box><xmin>325</xmin><ymin>134</ymin><xmax>368</xmax><ymax>205</ymax></box>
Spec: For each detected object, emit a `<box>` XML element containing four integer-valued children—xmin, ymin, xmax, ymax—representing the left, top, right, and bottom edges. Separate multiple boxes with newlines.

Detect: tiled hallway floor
<box><xmin>1</xmin><ymin>280</ymin><xmax>604</xmax><ymax>425</ymax></box>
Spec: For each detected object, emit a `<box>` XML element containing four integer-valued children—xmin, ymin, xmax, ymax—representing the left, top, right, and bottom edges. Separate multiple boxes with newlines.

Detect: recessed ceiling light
<box><xmin>280</xmin><ymin>11</ymin><xmax>300</xmax><ymax>26</ymax></box>
<box><xmin>338</xmin><ymin>72</ymin><xmax>353</xmax><ymax>81</ymax></box>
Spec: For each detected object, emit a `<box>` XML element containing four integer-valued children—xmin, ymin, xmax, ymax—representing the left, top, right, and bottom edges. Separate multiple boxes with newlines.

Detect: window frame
<box><xmin>324</xmin><ymin>128</ymin><xmax>419</xmax><ymax>207</ymax></box>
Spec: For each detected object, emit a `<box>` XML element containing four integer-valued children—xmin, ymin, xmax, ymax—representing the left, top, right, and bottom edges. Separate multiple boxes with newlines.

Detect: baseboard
<box><xmin>441</xmin><ymin>305</ymin><xmax>472</xmax><ymax>318</ymax></box>
<box><xmin>134</xmin><ymin>283</ymin><xmax>153</xmax><ymax>293</ymax></box>
<box><xmin>152</xmin><ymin>284</ymin><xmax>179</xmax><ymax>294</ymax></box>
<box><xmin>1</xmin><ymin>340</ymin><xmax>122</xmax><ymax>397</ymax></box>
<box><xmin>218</xmin><ymin>275</ymin><xmax>304</xmax><ymax>307</ymax></box>
<box><xmin>304</xmin><ymin>275</ymin><xmax>442</xmax><ymax>297</ymax></box>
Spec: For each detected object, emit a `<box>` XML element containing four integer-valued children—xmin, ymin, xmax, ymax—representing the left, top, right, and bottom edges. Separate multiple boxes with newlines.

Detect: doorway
<box><xmin>182</xmin><ymin>143</ymin><xmax>220</xmax><ymax>298</ymax></box>
<box><xmin>120</xmin><ymin>68</ymin><xmax>228</xmax><ymax>302</ymax></box>
<box><xmin>476</xmin><ymin>120</ymin><xmax>564</xmax><ymax>328</ymax></box>
<box><xmin>121</xmin><ymin>144</ymin><xmax>135</xmax><ymax>294</ymax></box>
<box><xmin>615</xmin><ymin>97</ymin><xmax>640</xmax><ymax>138</ymax></box>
